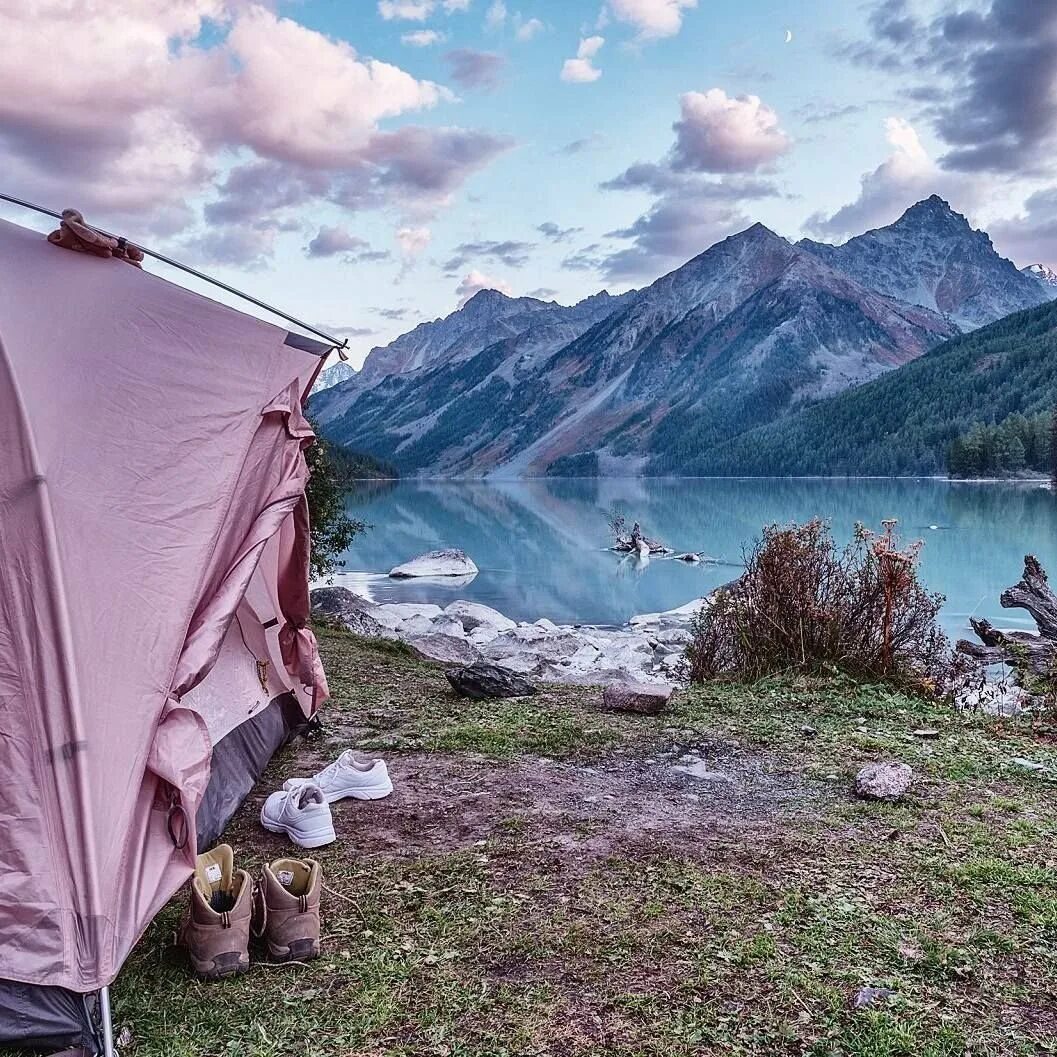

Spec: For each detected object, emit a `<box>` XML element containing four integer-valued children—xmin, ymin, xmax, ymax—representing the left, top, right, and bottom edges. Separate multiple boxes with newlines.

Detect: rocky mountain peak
<box><xmin>1023</xmin><ymin>263</ymin><xmax>1057</xmax><ymax>291</ymax></box>
<box><xmin>895</xmin><ymin>195</ymin><xmax>970</xmax><ymax>232</ymax></box>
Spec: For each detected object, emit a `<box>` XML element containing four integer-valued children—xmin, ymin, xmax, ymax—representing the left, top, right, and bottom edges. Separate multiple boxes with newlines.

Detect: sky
<box><xmin>1</xmin><ymin>0</ymin><xmax>1055</xmax><ymax>367</ymax></box>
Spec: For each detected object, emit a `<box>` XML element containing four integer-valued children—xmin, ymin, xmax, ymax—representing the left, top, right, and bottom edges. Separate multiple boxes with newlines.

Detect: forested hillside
<box><xmin>677</xmin><ymin>299</ymin><xmax>1057</xmax><ymax>477</ymax></box>
<box><xmin>947</xmin><ymin>412</ymin><xmax>1052</xmax><ymax>478</ymax></box>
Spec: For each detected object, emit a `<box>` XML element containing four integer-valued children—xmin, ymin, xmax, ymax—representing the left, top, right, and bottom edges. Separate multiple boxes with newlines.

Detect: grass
<box><xmin>98</xmin><ymin>629</ymin><xmax>1057</xmax><ymax>1056</ymax></box>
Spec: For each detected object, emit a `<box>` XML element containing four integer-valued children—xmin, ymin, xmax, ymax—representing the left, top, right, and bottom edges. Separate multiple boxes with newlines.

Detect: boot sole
<box><xmin>267</xmin><ymin>937</ymin><xmax>320</xmax><ymax>963</ymax></box>
<box><xmin>190</xmin><ymin>950</ymin><xmax>250</xmax><ymax>981</ymax></box>
<box><xmin>325</xmin><ymin>781</ymin><xmax>393</xmax><ymax>803</ymax></box>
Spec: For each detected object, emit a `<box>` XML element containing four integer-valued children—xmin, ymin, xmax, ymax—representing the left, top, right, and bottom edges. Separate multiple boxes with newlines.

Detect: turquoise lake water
<box><xmin>334</xmin><ymin>478</ymin><xmax>1057</xmax><ymax>641</ymax></box>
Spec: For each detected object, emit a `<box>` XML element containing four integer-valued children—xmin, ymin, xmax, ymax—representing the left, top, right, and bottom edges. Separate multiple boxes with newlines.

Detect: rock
<box><xmin>851</xmin><ymin>986</ymin><xmax>895</xmax><ymax>1010</ymax></box>
<box><xmin>404</xmin><ymin>614</ymin><xmax>468</xmax><ymax>640</ymax></box>
<box><xmin>446</xmin><ymin>662</ymin><xmax>538</xmax><ymax>700</ymax></box>
<box><xmin>390</xmin><ymin>548</ymin><xmax>479</xmax><ymax>579</ymax></box>
<box><xmin>404</xmin><ymin>633</ymin><xmax>479</xmax><ymax>666</ymax></box>
<box><xmin>601</xmin><ymin>682</ymin><xmax>674</xmax><ymax>715</ymax></box>
<box><xmin>675</xmin><ymin>552</ymin><xmax>701</xmax><ymax>563</ymax></box>
<box><xmin>444</xmin><ymin>600</ymin><xmax>516</xmax><ymax>634</ymax></box>
<box><xmin>534</xmin><ymin>618</ymin><xmax>560</xmax><ymax>632</ymax></box>
<box><xmin>854</xmin><ymin>761</ymin><xmax>913</xmax><ymax>802</ymax></box>
<box><xmin>371</xmin><ymin>603</ymin><xmax>445</xmax><ymax>631</ymax></box>
<box><xmin>310</xmin><ymin>586</ymin><xmax>388</xmax><ymax>637</ymax></box>
<box><xmin>912</xmin><ymin>728</ymin><xmax>940</xmax><ymax>739</ymax></box>
<box><xmin>468</xmin><ymin>626</ymin><xmax>500</xmax><ymax>646</ymax></box>
<box><xmin>672</xmin><ymin>759</ymin><xmax>731</xmax><ymax>781</ymax></box>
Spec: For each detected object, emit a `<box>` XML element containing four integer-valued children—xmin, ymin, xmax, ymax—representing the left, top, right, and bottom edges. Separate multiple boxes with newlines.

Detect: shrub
<box><xmin>686</xmin><ymin>519</ymin><xmax>958</xmax><ymax>696</ymax></box>
<box><xmin>305</xmin><ymin>427</ymin><xmax>366</xmax><ymax>581</ymax></box>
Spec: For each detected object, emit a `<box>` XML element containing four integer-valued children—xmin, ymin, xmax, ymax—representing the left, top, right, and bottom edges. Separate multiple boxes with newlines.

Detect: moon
<box><xmin>784</xmin><ymin>28</ymin><xmax>793</xmax><ymax>43</ymax></box>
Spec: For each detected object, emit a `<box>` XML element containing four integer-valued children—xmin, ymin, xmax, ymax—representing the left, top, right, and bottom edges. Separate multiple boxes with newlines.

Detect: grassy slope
<box><xmin>107</xmin><ymin>629</ymin><xmax>1057</xmax><ymax>1057</ymax></box>
<box><xmin>677</xmin><ymin>299</ymin><xmax>1057</xmax><ymax>477</ymax></box>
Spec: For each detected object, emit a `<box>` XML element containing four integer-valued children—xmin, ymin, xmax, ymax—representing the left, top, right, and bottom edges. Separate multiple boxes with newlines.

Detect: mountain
<box><xmin>312</xmin><ymin>220</ymin><xmax>958</xmax><ymax>476</ymax></box>
<box><xmin>797</xmin><ymin>196</ymin><xmax>1048</xmax><ymax>330</ymax></box>
<box><xmin>683</xmin><ymin>298</ymin><xmax>1057</xmax><ymax>477</ymax></box>
<box><xmin>311</xmin><ymin>289</ymin><xmax>634</xmax><ymax>427</ymax></box>
<box><xmin>1023</xmin><ymin>263</ymin><xmax>1057</xmax><ymax>295</ymax></box>
<box><xmin>312</xmin><ymin>360</ymin><xmax>356</xmax><ymax>392</ymax></box>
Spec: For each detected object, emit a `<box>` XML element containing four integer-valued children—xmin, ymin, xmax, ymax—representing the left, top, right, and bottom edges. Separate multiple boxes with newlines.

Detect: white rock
<box><xmin>468</xmin><ymin>626</ymin><xmax>500</xmax><ymax>646</ymax></box>
<box><xmin>373</xmin><ymin>603</ymin><xmax>444</xmax><ymax>630</ymax></box>
<box><xmin>444</xmin><ymin>600</ymin><xmax>516</xmax><ymax>634</ymax></box>
<box><xmin>404</xmin><ymin>633</ymin><xmax>479</xmax><ymax>666</ymax></box>
<box><xmin>855</xmin><ymin>761</ymin><xmax>913</xmax><ymax>802</ymax></box>
<box><xmin>399</xmin><ymin>614</ymin><xmax>466</xmax><ymax>639</ymax></box>
<box><xmin>390</xmin><ymin>548</ymin><xmax>479</xmax><ymax>579</ymax></box>
<box><xmin>534</xmin><ymin>618</ymin><xmax>560</xmax><ymax>632</ymax></box>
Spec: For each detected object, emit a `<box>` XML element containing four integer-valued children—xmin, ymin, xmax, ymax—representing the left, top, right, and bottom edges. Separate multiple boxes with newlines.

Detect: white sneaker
<box><xmin>285</xmin><ymin>750</ymin><xmax>394</xmax><ymax>804</ymax></box>
<box><xmin>260</xmin><ymin>783</ymin><xmax>336</xmax><ymax>849</ymax></box>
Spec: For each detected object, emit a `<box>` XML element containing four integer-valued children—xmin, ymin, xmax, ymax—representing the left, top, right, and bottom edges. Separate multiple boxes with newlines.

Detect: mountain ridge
<box><xmin>312</xmin><ymin>197</ymin><xmax>1053</xmax><ymax>477</ymax></box>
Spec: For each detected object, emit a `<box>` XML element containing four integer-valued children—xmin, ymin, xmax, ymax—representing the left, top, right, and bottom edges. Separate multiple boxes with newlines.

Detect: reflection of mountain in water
<box><xmin>336</xmin><ymin>479</ymin><xmax>1057</xmax><ymax>634</ymax></box>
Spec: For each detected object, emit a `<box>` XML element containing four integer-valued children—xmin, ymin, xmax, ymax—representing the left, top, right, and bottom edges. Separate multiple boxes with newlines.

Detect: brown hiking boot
<box><xmin>179</xmin><ymin>844</ymin><xmax>252</xmax><ymax>980</ymax></box>
<box><xmin>257</xmin><ymin>857</ymin><xmax>323</xmax><ymax>962</ymax></box>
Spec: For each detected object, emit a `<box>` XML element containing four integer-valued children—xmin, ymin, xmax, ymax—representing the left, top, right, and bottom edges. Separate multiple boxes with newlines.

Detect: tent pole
<box><xmin>0</xmin><ymin>191</ymin><xmax>347</xmax><ymax>354</ymax></box>
<box><xmin>98</xmin><ymin>987</ymin><xmax>116</xmax><ymax>1057</ymax></box>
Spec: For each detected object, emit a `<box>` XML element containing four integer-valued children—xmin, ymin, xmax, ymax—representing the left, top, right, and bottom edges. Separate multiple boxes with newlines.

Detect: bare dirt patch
<box><xmin>234</xmin><ymin>735</ymin><xmax>820</xmax><ymax>870</ymax></box>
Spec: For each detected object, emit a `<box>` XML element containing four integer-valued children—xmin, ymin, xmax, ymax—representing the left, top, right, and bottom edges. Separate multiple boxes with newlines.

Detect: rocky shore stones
<box><xmin>602</xmin><ymin>682</ymin><xmax>674</xmax><ymax>715</ymax></box>
<box><xmin>446</xmin><ymin>662</ymin><xmax>538</xmax><ymax>700</ymax></box>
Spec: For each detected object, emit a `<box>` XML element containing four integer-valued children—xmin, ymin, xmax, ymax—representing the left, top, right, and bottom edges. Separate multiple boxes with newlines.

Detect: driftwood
<box><xmin>610</xmin><ymin>516</ymin><xmax>671</xmax><ymax>555</ymax></box>
<box><xmin>957</xmin><ymin>555</ymin><xmax>1057</xmax><ymax>680</ymax></box>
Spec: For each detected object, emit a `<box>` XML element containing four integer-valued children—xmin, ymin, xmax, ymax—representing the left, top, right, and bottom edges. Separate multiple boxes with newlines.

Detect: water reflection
<box><xmin>332</xmin><ymin>478</ymin><xmax>1056</xmax><ymax>637</ymax></box>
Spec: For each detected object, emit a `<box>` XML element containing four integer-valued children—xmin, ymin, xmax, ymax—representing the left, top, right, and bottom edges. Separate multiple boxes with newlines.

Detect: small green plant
<box><xmin>687</xmin><ymin>519</ymin><xmax>959</xmax><ymax>695</ymax></box>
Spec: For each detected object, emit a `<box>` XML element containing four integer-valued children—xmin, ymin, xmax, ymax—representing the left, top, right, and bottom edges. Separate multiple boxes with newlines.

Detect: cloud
<box><xmin>556</xmin><ymin>133</ymin><xmax>605</xmax><ymax>155</ymax></box>
<box><xmin>842</xmin><ymin>0</ymin><xmax>1057</xmax><ymax>175</ymax></box>
<box><xmin>397</xmin><ymin>226</ymin><xmax>433</xmax><ymax>257</ymax></box>
<box><xmin>601</xmin><ymin>197</ymin><xmax>750</xmax><ymax>281</ymax></box>
<box><xmin>444</xmin><ymin>0</ymin><xmax>472</xmax><ymax>10</ymax></box>
<box><xmin>515</xmin><ymin>16</ymin><xmax>544</xmax><ymax>41</ymax></box>
<box><xmin>990</xmin><ymin>187</ymin><xmax>1057</xmax><ymax>269</ymax></box>
<box><xmin>375</xmin><ymin>306</ymin><xmax>412</xmax><ymax>320</ymax></box>
<box><xmin>456</xmin><ymin>269</ymin><xmax>514</xmax><ymax>306</ymax></box>
<box><xmin>305</xmin><ymin>225</ymin><xmax>390</xmax><ymax>263</ymax></box>
<box><xmin>328</xmin><ymin>325</ymin><xmax>378</xmax><ymax>339</ymax></box>
<box><xmin>596</xmin><ymin>88</ymin><xmax>786</xmax><ymax>280</ymax></box>
<box><xmin>537</xmin><ymin>222</ymin><xmax>584</xmax><ymax>242</ymax></box>
<box><xmin>561</xmin><ymin>244</ymin><xmax>607</xmax><ymax>272</ymax></box>
<box><xmin>561</xmin><ymin>36</ymin><xmax>604</xmax><ymax>83</ymax></box>
<box><xmin>402</xmin><ymin>29</ymin><xmax>446</xmax><ymax>45</ymax></box>
<box><xmin>607</xmin><ymin>0</ymin><xmax>697</xmax><ymax>40</ymax></box>
<box><xmin>183</xmin><ymin>224</ymin><xmax>280</xmax><ymax>271</ymax></box>
<box><xmin>804</xmin><ymin>117</ymin><xmax>982</xmax><ymax>239</ymax></box>
<box><xmin>669</xmin><ymin>89</ymin><xmax>792</xmax><ymax>173</ymax></box>
<box><xmin>444</xmin><ymin>238</ymin><xmax>534</xmax><ymax>271</ymax></box>
<box><xmin>444</xmin><ymin>48</ymin><xmax>507</xmax><ymax>90</ymax></box>
<box><xmin>378</xmin><ymin>1</ymin><xmax>435</xmax><ymax>20</ymax></box>
<box><xmin>485</xmin><ymin>0</ymin><xmax>506</xmax><ymax>29</ymax></box>
<box><xmin>0</xmin><ymin>2</ymin><xmax>511</xmax><ymax>269</ymax></box>
<box><xmin>528</xmin><ymin>287</ymin><xmax>559</xmax><ymax>299</ymax></box>
<box><xmin>796</xmin><ymin>102</ymin><xmax>867</xmax><ymax>125</ymax></box>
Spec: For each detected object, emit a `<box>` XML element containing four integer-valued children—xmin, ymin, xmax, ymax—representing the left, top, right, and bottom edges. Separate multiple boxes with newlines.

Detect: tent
<box><xmin>0</xmin><ymin>216</ymin><xmax>331</xmax><ymax>1052</ymax></box>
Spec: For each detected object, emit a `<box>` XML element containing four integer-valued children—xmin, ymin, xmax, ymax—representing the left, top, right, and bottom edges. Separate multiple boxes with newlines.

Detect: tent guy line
<box><xmin>0</xmin><ymin>191</ymin><xmax>348</xmax><ymax>355</ymax></box>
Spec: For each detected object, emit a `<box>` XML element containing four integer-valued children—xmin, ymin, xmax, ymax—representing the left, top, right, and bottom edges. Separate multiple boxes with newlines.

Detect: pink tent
<box><xmin>0</xmin><ymin>216</ymin><xmax>330</xmax><ymax>1050</ymax></box>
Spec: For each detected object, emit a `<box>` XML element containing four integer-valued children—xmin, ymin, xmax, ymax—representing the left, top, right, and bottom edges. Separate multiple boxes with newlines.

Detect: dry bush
<box><xmin>687</xmin><ymin>519</ymin><xmax>959</xmax><ymax>696</ymax></box>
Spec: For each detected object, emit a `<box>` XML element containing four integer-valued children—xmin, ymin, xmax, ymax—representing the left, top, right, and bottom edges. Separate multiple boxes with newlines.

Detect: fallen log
<box><xmin>957</xmin><ymin>555</ymin><xmax>1057</xmax><ymax>689</ymax></box>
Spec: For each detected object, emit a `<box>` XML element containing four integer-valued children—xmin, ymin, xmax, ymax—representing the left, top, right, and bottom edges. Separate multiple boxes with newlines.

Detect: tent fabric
<box><xmin>0</xmin><ymin>982</ymin><xmax>100</xmax><ymax>1050</ymax></box>
<box><xmin>0</xmin><ymin>216</ymin><xmax>329</xmax><ymax>997</ymax></box>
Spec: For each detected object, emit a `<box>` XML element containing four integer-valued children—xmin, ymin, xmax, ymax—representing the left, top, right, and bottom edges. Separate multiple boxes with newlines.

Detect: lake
<box><xmin>331</xmin><ymin>478</ymin><xmax>1057</xmax><ymax>641</ymax></box>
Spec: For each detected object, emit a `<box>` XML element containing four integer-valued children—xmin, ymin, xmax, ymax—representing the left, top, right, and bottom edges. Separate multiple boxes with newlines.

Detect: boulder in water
<box><xmin>390</xmin><ymin>549</ymin><xmax>479</xmax><ymax>579</ymax></box>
